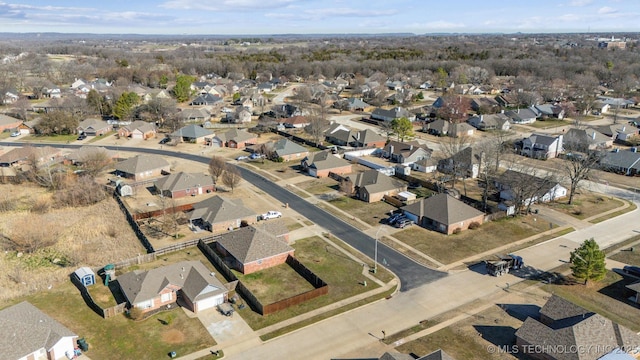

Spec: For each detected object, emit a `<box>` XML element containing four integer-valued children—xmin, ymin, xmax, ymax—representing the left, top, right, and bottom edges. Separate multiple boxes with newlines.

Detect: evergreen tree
<box><xmin>570</xmin><ymin>238</ymin><xmax>606</xmax><ymax>285</ymax></box>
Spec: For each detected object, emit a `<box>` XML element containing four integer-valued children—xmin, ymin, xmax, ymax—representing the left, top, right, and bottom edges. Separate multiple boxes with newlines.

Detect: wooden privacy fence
<box><xmin>70</xmin><ymin>273</ymin><xmax>127</xmax><ymax>319</ymax></box>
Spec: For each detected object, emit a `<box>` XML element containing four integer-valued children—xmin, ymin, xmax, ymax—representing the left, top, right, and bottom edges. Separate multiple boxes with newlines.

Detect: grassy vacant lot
<box><xmin>244</xmin><ymin>160</ymin><xmax>306</xmax><ymax>179</ymax></box>
<box><xmin>392</xmin><ymin>215</ymin><xmax>552</xmax><ymax>265</ymax></box>
<box><xmin>545</xmin><ymin>193</ymin><xmax>624</xmax><ymax>220</ymax></box>
<box><xmin>328</xmin><ymin>196</ymin><xmax>396</xmax><ymax>226</ymax></box>
<box><xmin>233</xmin><ymin>263</ymin><xmax>315</xmax><ymax>304</ymax></box>
<box><xmin>542</xmin><ymin>271</ymin><xmax>640</xmax><ymax>332</ymax></box>
<box><xmin>296</xmin><ymin>177</ymin><xmax>339</xmax><ymax>196</ymax></box>
<box><xmin>237</xmin><ymin>236</ymin><xmax>379</xmax><ymax>330</ymax></box>
<box><xmin>12</xmin><ymin>281</ymin><xmax>214</xmax><ymax>360</ymax></box>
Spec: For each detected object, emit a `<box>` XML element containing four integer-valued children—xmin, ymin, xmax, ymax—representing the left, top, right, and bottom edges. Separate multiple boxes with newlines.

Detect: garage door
<box><xmin>196</xmin><ymin>294</ymin><xmax>224</xmax><ymax>311</ymax></box>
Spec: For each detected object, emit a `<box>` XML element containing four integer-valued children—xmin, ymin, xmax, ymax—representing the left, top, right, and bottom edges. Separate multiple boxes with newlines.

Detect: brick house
<box><xmin>113</xmin><ymin>155</ymin><xmax>170</xmax><ymax>180</ymax></box>
<box><xmin>117</xmin><ymin>120</ymin><xmax>157</xmax><ymax>140</ymax></box>
<box><xmin>154</xmin><ymin>172</ymin><xmax>215</xmax><ymax>198</ymax></box>
<box><xmin>77</xmin><ymin>118</ymin><xmax>113</xmax><ymax>136</ymax></box>
<box><xmin>212</xmin><ymin>128</ymin><xmax>257</xmax><ymax>149</ymax></box>
<box><xmin>401</xmin><ymin>194</ymin><xmax>485</xmax><ymax>234</ymax></box>
<box><xmin>0</xmin><ymin>113</ymin><xmax>22</xmax><ymax>133</ymax></box>
<box><xmin>348</xmin><ymin>169</ymin><xmax>407</xmax><ymax>203</ymax></box>
<box><xmin>189</xmin><ymin>195</ymin><xmax>258</xmax><ymax>232</ymax></box>
<box><xmin>215</xmin><ymin>226</ymin><xmax>294</xmax><ymax>274</ymax></box>
<box><xmin>301</xmin><ymin>150</ymin><xmax>352</xmax><ymax>178</ymax></box>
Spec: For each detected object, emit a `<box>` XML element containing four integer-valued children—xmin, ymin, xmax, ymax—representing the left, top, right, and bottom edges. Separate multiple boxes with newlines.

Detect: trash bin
<box><xmin>77</xmin><ymin>338</ymin><xmax>89</xmax><ymax>352</ymax></box>
<box><xmin>169</xmin><ymin>351</ymin><xmax>177</xmax><ymax>358</ymax></box>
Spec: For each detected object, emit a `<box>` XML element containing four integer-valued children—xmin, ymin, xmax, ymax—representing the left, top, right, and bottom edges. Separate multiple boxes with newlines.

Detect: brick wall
<box><xmin>243</xmin><ymin>250</ymin><xmax>294</xmax><ymax>274</ymax></box>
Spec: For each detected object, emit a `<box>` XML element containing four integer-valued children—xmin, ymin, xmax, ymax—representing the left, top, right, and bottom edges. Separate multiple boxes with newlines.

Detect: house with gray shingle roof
<box><xmin>371</xmin><ymin>107</ymin><xmax>414</xmax><ymax>122</ymax></box>
<box><xmin>301</xmin><ymin>150</ymin><xmax>352</xmax><ymax>178</ymax></box>
<box><xmin>76</xmin><ymin>118</ymin><xmax>113</xmax><ymax>136</ymax></box>
<box><xmin>600</xmin><ymin>149</ymin><xmax>640</xmax><ymax>176</ymax></box>
<box><xmin>215</xmin><ymin>225</ymin><xmax>294</xmax><ymax>274</ymax></box>
<box><xmin>113</xmin><ymin>154</ymin><xmax>170</xmax><ymax>180</ymax></box>
<box><xmin>350</xmin><ymin>129</ymin><xmax>386</xmax><ymax>148</ymax></box>
<box><xmin>189</xmin><ymin>195</ymin><xmax>258</xmax><ymax>232</ymax></box>
<box><xmin>564</xmin><ymin>128</ymin><xmax>612</xmax><ymax>151</ymax></box>
<box><xmin>349</xmin><ymin>169</ymin><xmax>407</xmax><ymax>203</ymax></box>
<box><xmin>154</xmin><ymin>172</ymin><xmax>215</xmax><ymax>198</ymax></box>
<box><xmin>212</xmin><ymin>128</ymin><xmax>257</xmax><ymax>149</ymax></box>
<box><xmin>117</xmin><ymin>260</ymin><xmax>228</xmax><ymax>314</ymax></box>
<box><xmin>505</xmin><ymin>107</ymin><xmax>539</xmax><ymax>124</ymax></box>
<box><xmin>401</xmin><ymin>193</ymin><xmax>485</xmax><ymax>234</ymax></box>
<box><xmin>521</xmin><ymin>133</ymin><xmax>564</xmax><ymax>159</ymax></box>
<box><xmin>170</xmin><ymin>124</ymin><xmax>214</xmax><ymax>144</ymax></box>
<box><xmin>177</xmin><ymin>108</ymin><xmax>210</xmax><ymax>123</ymax></box>
<box><xmin>423</xmin><ymin>119</ymin><xmax>475</xmax><ymax>138</ymax></box>
<box><xmin>466</xmin><ymin>113</ymin><xmax>511</xmax><ymax>131</ymax></box>
<box><xmin>0</xmin><ymin>301</ymin><xmax>78</xmax><ymax>360</ymax></box>
<box><xmin>515</xmin><ymin>295</ymin><xmax>640</xmax><ymax>360</ymax></box>
<box><xmin>374</xmin><ymin>349</ymin><xmax>456</xmax><ymax>360</ymax></box>
<box><xmin>437</xmin><ymin>146</ymin><xmax>483</xmax><ymax>179</ymax></box>
<box><xmin>382</xmin><ymin>140</ymin><xmax>432</xmax><ymax>165</ymax></box>
<box><xmin>64</xmin><ymin>146</ymin><xmax>119</xmax><ymax>165</ymax></box>
<box><xmin>190</xmin><ymin>93</ymin><xmax>222</xmax><ymax>106</ymax></box>
<box><xmin>269</xmin><ymin>138</ymin><xmax>309</xmax><ymax>161</ymax></box>
<box><xmin>0</xmin><ymin>113</ymin><xmax>23</xmax><ymax>132</ymax></box>
<box><xmin>594</xmin><ymin>124</ymin><xmax>639</xmax><ymax>142</ymax></box>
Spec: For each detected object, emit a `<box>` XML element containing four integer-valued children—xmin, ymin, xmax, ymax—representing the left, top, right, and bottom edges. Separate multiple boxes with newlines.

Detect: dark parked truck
<box><xmin>485</xmin><ymin>254</ymin><xmax>524</xmax><ymax>276</ymax></box>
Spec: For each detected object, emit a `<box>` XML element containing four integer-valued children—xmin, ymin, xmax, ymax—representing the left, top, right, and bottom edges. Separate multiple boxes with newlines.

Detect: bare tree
<box><xmin>221</xmin><ymin>164</ymin><xmax>242</xmax><ymax>193</ymax></box>
<box><xmin>498</xmin><ymin>165</ymin><xmax>558</xmax><ymax>215</ymax></box>
<box><xmin>208</xmin><ymin>156</ymin><xmax>226</xmax><ymax>186</ymax></box>
<box><xmin>558</xmin><ymin>146</ymin><xmax>603</xmax><ymax>205</ymax></box>
<box><xmin>79</xmin><ymin>150</ymin><xmax>113</xmax><ymax>177</ymax></box>
<box><xmin>437</xmin><ymin>135</ymin><xmax>474</xmax><ymax>190</ymax></box>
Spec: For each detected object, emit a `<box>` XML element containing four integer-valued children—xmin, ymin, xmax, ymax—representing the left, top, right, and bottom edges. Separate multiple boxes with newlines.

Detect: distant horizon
<box><xmin>0</xmin><ymin>1</ymin><xmax>638</xmax><ymax>35</ymax></box>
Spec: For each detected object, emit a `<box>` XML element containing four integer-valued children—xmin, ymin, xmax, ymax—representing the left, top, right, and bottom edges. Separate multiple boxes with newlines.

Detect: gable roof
<box><xmin>564</xmin><ymin>128</ymin><xmax>610</xmax><ymax>147</ymax></box>
<box><xmin>600</xmin><ymin>150</ymin><xmax>640</xmax><ymax>172</ymax></box>
<box><xmin>524</xmin><ymin>133</ymin><xmax>561</xmax><ymax>146</ymax></box>
<box><xmin>0</xmin><ymin>301</ymin><xmax>77</xmax><ymax>360</ymax></box>
<box><xmin>178</xmin><ymin>108</ymin><xmax>211</xmax><ymax>120</ymax></box>
<box><xmin>505</xmin><ymin>107</ymin><xmax>538</xmax><ymax>122</ymax></box>
<box><xmin>118</xmin><ymin>261</ymin><xmax>226</xmax><ymax>304</ymax></box>
<box><xmin>497</xmin><ymin>170</ymin><xmax>562</xmax><ymax>197</ymax></box>
<box><xmin>273</xmin><ymin>138</ymin><xmax>308</xmax><ymax>157</ymax></box>
<box><xmin>215</xmin><ymin>128</ymin><xmax>256</xmax><ymax>143</ymax></box>
<box><xmin>171</xmin><ymin>124</ymin><xmax>214</xmax><ymax>139</ymax></box>
<box><xmin>0</xmin><ymin>113</ymin><xmax>22</xmax><ymax>126</ymax></box>
<box><xmin>419</xmin><ymin>349</ymin><xmax>455</xmax><ymax>360</ymax></box>
<box><xmin>77</xmin><ymin>118</ymin><xmax>110</xmax><ymax>131</ymax></box>
<box><xmin>121</xmin><ymin>120</ymin><xmax>156</xmax><ymax>134</ymax></box>
<box><xmin>353</xmin><ymin>169</ymin><xmax>405</xmax><ymax>194</ymax></box>
<box><xmin>0</xmin><ymin>146</ymin><xmax>60</xmax><ymax>165</ymax></box>
<box><xmin>154</xmin><ymin>172</ymin><xmax>214</xmax><ymax>193</ymax></box>
<box><xmin>304</xmin><ymin>150</ymin><xmax>351</xmax><ymax>170</ymax></box>
<box><xmin>114</xmin><ymin>155</ymin><xmax>169</xmax><ymax>175</ymax></box>
<box><xmin>402</xmin><ymin>193</ymin><xmax>484</xmax><ymax>225</ymax></box>
<box><xmin>65</xmin><ymin>146</ymin><xmax>118</xmax><ymax>163</ymax></box>
<box><xmin>352</xmin><ymin>129</ymin><xmax>386</xmax><ymax>145</ymax></box>
<box><xmin>216</xmin><ymin>226</ymin><xmax>293</xmax><ymax>264</ymax></box>
<box><xmin>190</xmin><ymin>195</ymin><xmax>256</xmax><ymax>224</ymax></box>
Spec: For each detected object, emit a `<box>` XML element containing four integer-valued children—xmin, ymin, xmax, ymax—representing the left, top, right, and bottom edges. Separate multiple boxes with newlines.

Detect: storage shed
<box><xmin>74</xmin><ymin>267</ymin><xmax>96</xmax><ymax>286</ymax></box>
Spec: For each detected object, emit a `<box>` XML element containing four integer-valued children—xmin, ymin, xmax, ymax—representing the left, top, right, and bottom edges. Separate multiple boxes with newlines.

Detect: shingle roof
<box><xmin>65</xmin><ymin>146</ymin><xmax>117</xmax><ymax>163</ymax></box>
<box><xmin>353</xmin><ymin>129</ymin><xmax>386</xmax><ymax>145</ymax></box>
<box><xmin>402</xmin><ymin>193</ymin><xmax>484</xmax><ymax>225</ymax></box>
<box><xmin>216</xmin><ymin>226</ymin><xmax>293</xmax><ymax>264</ymax></box>
<box><xmin>154</xmin><ymin>172</ymin><xmax>214</xmax><ymax>193</ymax></box>
<box><xmin>0</xmin><ymin>146</ymin><xmax>60</xmax><ymax>165</ymax></box>
<box><xmin>122</xmin><ymin>120</ymin><xmax>156</xmax><ymax>134</ymax></box>
<box><xmin>0</xmin><ymin>113</ymin><xmax>21</xmax><ymax>126</ymax></box>
<box><xmin>171</xmin><ymin>124</ymin><xmax>214</xmax><ymax>139</ymax></box>
<box><xmin>215</xmin><ymin>128</ymin><xmax>256</xmax><ymax>143</ymax></box>
<box><xmin>0</xmin><ymin>301</ymin><xmax>77</xmax><ymax>360</ymax></box>
<box><xmin>419</xmin><ymin>349</ymin><xmax>455</xmax><ymax>360</ymax></box>
<box><xmin>380</xmin><ymin>352</ymin><xmax>414</xmax><ymax>360</ymax></box>
<box><xmin>273</xmin><ymin>138</ymin><xmax>308</xmax><ymax>157</ymax></box>
<box><xmin>114</xmin><ymin>155</ymin><xmax>170</xmax><ymax>175</ymax></box>
<box><xmin>77</xmin><ymin>118</ymin><xmax>110</xmax><ymax>131</ymax></box>
<box><xmin>304</xmin><ymin>150</ymin><xmax>351</xmax><ymax>171</ymax></box>
<box><xmin>118</xmin><ymin>261</ymin><xmax>226</xmax><ymax>305</ymax></box>
<box><xmin>525</xmin><ymin>133</ymin><xmax>560</xmax><ymax>146</ymax></box>
<box><xmin>190</xmin><ymin>195</ymin><xmax>256</xmax><ymax>225</ymax></box>
<box><xmin>353</xmin><ymin>169</ymin><xmax>405</xmax><ymax>194</ymax></box>
<box><xmin>600</xmin><ymin>150</ymin><xmax>640</xmax><ymax>172</ymax></box>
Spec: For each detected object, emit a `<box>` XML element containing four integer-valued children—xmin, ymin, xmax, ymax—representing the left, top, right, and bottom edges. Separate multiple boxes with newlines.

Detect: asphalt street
<box><xmin>0</xmin><ymin>142</ymin><xmax>447</xmax><ymax>291</ymax></box>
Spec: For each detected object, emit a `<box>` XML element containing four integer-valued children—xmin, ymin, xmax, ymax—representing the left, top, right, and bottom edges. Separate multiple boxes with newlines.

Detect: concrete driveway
<box><xmin>196</xmin><ymin>306</ymin><xmax>258</xmax><ymax>348</ymax></box>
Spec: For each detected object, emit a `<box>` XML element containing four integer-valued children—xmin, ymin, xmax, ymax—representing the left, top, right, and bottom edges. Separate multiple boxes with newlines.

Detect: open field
<box><xmin>391</xmin><ymin>215</ymin><xmax>553</xmax><ymax>265</ymax></box>
<box><xmin>8</xmin><ymin>281</ymin><xmax>214</xmax><ymax>360</ymax></box>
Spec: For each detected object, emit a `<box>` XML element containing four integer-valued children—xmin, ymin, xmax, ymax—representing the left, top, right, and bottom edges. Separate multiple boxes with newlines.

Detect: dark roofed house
<box><xmin>301</xmin><ymin>150</ymin><xmax>352</xmax><ymax>178</ymax></box>
<box><xmin>170</xmin><ymin>124</ymin><xmax>214</xmax><ymax>144</ymax></box>
<box><xmin>515</xmin><ymin>295</ymin><xmax>640</xmax><ymax>360</ymax></box>
<box><xmin>423</xmin><ymin>119</ymin><xmax>475</xmax><ymax>138</ymax></box>
<box><xmin>114</xmin><ymin>154</ymin><xmax>170</xmax><ymax>180</ymax></box>
<box><xmin>437</xmin><ymin>146</ymin><xmax>483</xmax><ymax>179</ymax></box>
<box><xmin>349</xmin><ymin>169</ymin><xmax>407</xmax><ymax>203</ymax></box>
<box><xmin>401</xmin><ymin>193</ymin><xmax>485</xmax><ymax>234</ymax></box>
<box><xmin>600</xmin><ymin>149</ymin><xmax>640</xmax><ymax>176</ymax></box>
<box><xmin>0</xmin><ymin>301</ymin><xmax>78</xmax><ymax>360</ymax></box>
<box><xmin>215</xmin><ymin>226</ymin><xmax>295</xmax><ymax>274</ymax></box>
<box><xmin>349</xmin><ymin>129</ymin><xmax>386</xmax><ymax>148</ymax></box>
<box><xmin>505</xmin><ymin>107</ymin><xmax>539</xmax><ymax>124</ymax></box>
<box><xmin>382</xmin><ymin>140</ymin><xmax>432</xmax><ymax>165</ymax></box>
<box><xmin>470</xmin><ymin>97</ymin><xmax>500</xmax><ymax>112</ymax></box>
<box><xmin>467</xmin><ymin>113</ymin><xmax>511</xmax><ymax>131</ymax></box>
<box><xmin>371</xmin><ymin>107</ymin><xmax>414</xmax><ymax>122</ymax></box>
<box><xmin>375</xmin><ymin>349</ymin><xmax>455</xmax><ymax>360</ymax></box>
<box><xmin>189</xmin><ymin>195</ymin><xmax>257</xmax><ymax>233</ymax></box>
<box><xmin>325</xmin><ymin>129</ymin><xmax>356</xmax><ymax>146</ymax></box>
<box><xmin>190</xmin><ymin>93</ymin><xmax>222</xmax><ymax>106</ymax></box>
<box><xmin>154</xmin><ymin>172</ymin><xmax>215</xmax><ymax>198</ymax></box>
<box><xmin>564</xmin><ymin>128</ymin><xmax>612</xmax><ymax>151</ymax></box>
<box><xmin>594</xmin><ymin>124</ymin><xmax>639</xmax><ymax>142</ymax></box>
<box><xmin>117</xmin><ymin>260</ymin><xmax>228</xmax><ymax>314</ymax></box>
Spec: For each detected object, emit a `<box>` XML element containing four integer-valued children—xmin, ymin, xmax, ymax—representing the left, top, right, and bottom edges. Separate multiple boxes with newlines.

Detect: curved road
<box><xmin>0</xmin><ymin>142</ymin><xmax>446</xmax><ymax>291</ymax></box>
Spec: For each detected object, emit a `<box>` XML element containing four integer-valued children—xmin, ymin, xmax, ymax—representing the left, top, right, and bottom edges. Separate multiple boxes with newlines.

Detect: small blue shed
<box><xmin>74</xmin><ymin>267</ymin><xmax>96</xmax><ymax>286</ymax></box>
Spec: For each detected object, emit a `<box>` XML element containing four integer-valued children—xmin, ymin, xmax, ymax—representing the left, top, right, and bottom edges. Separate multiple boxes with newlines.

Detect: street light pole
<box><xmin>374</xmin><ymin>226</ymin><xmax>383</xmax><ymax>273</ymax></box>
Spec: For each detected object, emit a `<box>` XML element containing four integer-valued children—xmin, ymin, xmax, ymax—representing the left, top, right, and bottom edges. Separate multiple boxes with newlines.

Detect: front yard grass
<box><xmin>609</xmin><ymin>244</ymin><xmax>640</xmax><ymax>266</ymax></box>
<box><xmin>296</xmin><ymin>177</ymin><xmax>339</xmax><ymax>195</ymax></box>
<box><xmin>545</xmin><ymin>193</ymin><xmax>624</xmax><ymax>220</ymax></box>
<box><xmin>328</xmin><ymin>196</ymin><xmax>395</xmax><ymax>226</ymax></box>
<box><xmin>236</xmin><ymin>236</ymin><xmax>381</xmax><ymax>330</ymax></box>
<box><xmin>232</xmin><ymin>263</ymin><xmax>315</xmax><ymax>304</ymax></box>
<box><xmin>21</xmin><ymin>134</ymin><xmax>78</xmax><ymax>142</ymax></box>
<box><xmin>392</xmin><ymin>215</ymin><xmax>552</xmax><ymax>265</ymax></box>
<box><xmin>526</xmin><ymin>119</ymin><xmax>571</xmax><ymax>129</ymax></box>
<box><xmin>17</xmin><ymin>281</ymin><xmax>214</xmax><ymax>360</ymax></box>
<box><xmin>542</xmin><ymin>270</ymin><xmax>640</xmax><ymax>332</ymax></box>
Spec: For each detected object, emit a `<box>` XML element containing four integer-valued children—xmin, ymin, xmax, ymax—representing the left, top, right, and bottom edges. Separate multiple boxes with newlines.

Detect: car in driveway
<box><xmin>10</xmin><ymin>131</ymin><xmax>20</xmax><ymax>137</ymax></box>
<box><xmin>77</xmin><ymin>133</ymin><xmax>87</xmax><ymax>140</ymax></box>
<box><xmin>394</xmin><ymin>218</ymin><xmax>413</xmax><ymax>229</ymax></box>
<box><xmin>386</xmin><ymin>213</ymin><xmax>405</xmax><ymax>225</ymax></box>
<box><xmin>249</xmin><ymin>152</ymin><xmax>265</xmax><ymax>160</ymax></box>
<box><xmin>159</xmin><ymin>137</ymin><xmax>171</xmax><ymax>144</ymax></box>
<box><xmin>260</xmin><ymin>210</ymin><xmax>282</xmax><ymax>220</ymax></box>
<box><xmin>623</xmin><ymin>265</ymin><xmax>640</xmax><ymax>278</ymax></box>
<box><xmin>236</xmin><ymin>155</ymin><xmax>249</xmax><ymax>161</ymax></box>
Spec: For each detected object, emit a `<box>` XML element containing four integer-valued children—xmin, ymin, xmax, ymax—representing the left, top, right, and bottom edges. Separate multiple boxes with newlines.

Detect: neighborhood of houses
<box><xmin>1</xmin><ymin>68</ymin><xmax>640</xmax><ymax>360</ymax></box>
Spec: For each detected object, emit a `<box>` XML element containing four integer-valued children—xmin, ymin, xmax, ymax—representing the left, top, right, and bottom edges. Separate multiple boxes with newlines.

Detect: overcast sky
<box><xmin>0</xmin><ymin>0</ymin><xmax>638</xmax><ymax>35</ymax></box>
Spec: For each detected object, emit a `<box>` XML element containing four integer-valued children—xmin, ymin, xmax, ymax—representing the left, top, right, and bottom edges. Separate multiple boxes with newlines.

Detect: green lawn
<box><xmin>16</xmin><ymin>281</ymin><xmax>214</xmax><ymax>360</ymax></box>
<box><xmin>526</xmin><ymin>119</ymin><xmax>571</xmax><ymax>129</ymax></box>
<box><xmin>236</xmin><ymin>236</ymin><xmax>380</xmax><ymax>330</ymax></box>
<box><xmin>392</xmin><ymin>215</ymin><xmax>552</xmax><ymax>265</ymax></box>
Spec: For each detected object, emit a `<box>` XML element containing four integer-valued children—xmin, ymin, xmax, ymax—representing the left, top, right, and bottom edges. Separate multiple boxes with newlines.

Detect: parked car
<box><xmin>623</xmin><ymin>265</ymin><xmax>640</xmax><ymax>278</ymax></box>
<box><xmin>249</xmin><ymin>152</ymin><xmax>265</xmax><ymax>160</ymax></box>
<box><xmin>387</xmin><ymin>213</ymin><xmax>406</xmax><ymax>225</ymax></box>
<box><xmin>10</xmin><ymin>131</ymin><xmax>20</xmax><ymax>137</ymax></box>
<box><xmin>236</xmin><ymin>155</ymin><xmax>249</xmax><ymax>161</ymax></box>
<box><xmin>261</xmin><ymin>210</ymin><xmax>282</xmax><ymax>220</ymax></box>
<box><xmin>394</xmin><ymin>218</ymin><xmax>413</xmax><ymax>229</ymax></box>
<box><xmin>159</xmin><ymin>137</ymin><xmax>171</xmax><ymax>144</ymax></box>
<box><xmin>77</xmin><ymin>133</ymin><xmax>87</xmax><ymax>140</ymax></box>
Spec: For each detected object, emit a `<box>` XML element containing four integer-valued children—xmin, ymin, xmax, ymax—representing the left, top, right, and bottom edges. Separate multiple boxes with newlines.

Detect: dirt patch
<box><xmin>162</xmin><ymin>328</ymin><xmax>186</xmax><ymax>344</ymax></box>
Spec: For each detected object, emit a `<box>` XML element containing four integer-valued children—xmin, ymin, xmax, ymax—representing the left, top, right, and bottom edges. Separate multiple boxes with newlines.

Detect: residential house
<box><xmin>520</xmin><ymin>133</ymin><xmax>563</xmax><ymax>159</ymax></box>
<box><xmin>212</xmin><ymin>128</ymin><xmax>257</xmax><ymax>149</ymax></box>
<box><xmin>470</xmin><ymin>97</ymin><xmax>500</xmax><ymax>112</ymax></box>
<box><xmin>494</xmin><ymin>93</ymin><xmax>519</xmax><ymax>107</ymax></box>
<box><xmin>466</xmin><ymin>113</ymin><xmax>511</xmax><ymax>131</ymax></box>
<box><xmin>349</xmin><ymin>129</ymin><xmax>387</xmax><ymax>148</ymax></box>
<box><xmin>374</xmin><ymin>349</ymin><xmax>455</xmax><ymax>360</ymax></box>
<box><xmin>269</xmin><ymin>138</ymin><xmax>309</xmax><ymax>161</ymax></box>
<box><xmin>0</xmin><ymin>301</ymin><xmax>78</xmax><ymax>360</ymax></box>
<box><xmin>324</xmin><ymin>122</ymin><xmax>350</xmax><ymax>136</ymax></box>
<box><xmin>349</xmin><ymin>169</ymin><xmax>407</xmax><ymax>203</ymax></box>
<box><xmin>301</xmin><ymin>150</ymin><xmax>352</xmax><ymax>178</ymax></box>
<box><xmin>234</xmin><ymin>97</ymin><xmax>254</xmax><ymax>111</ymax></box>
<box><xmin>505</xmin><ymin>107</ymin><xmax>539</xmax><ymax>124</ymax></box>
<box><xmin>117</xmin><ymin>120</ymin><xmax>157</xmax><ymax>140</ymax></box>
<box><xmin>177</xmin><ymin>108</ymin><xmax>211</xmax><ymax>123</ymax></box>
<box><xmin>337</xmin><ymin>97</ymin><xmax>371</xmax><ymax>112</ymax></box>
<box><xmin>626</xmin><ymin>282</ymin><xmax>640</xmax><ymax>305</ymax></box>
<box><xmin>77</xmin><ymin>118</ymin><xmax>113</xmax><ymax>136</ymax></box>
<box><xmin>257</xmin><ymin>82</ymin><xmax>276</xmax><ymax>93</ymax></box>
<box><xmin>423</xmin><ymin>119</ymin><xmax>475</xmax><ymax>138</ymax></box>
<box><xmin>382</xmin><ymin>140</ymin><xmax>432</xmax><ymax>165</ymax></box>
<box><xmin>594</xmin><ymin>124</ymin><xmax>639</xmax><ymax>142</ymax></box>
<box><xmin>533</xmin><ymin>103</ymin><xmax>565</xmax><ymax>119</ymax></box>
<box><xmin>563</xmin><ymin>128</ymin><xmax>612</xmax><ymax>152</ymax></box>
<box><xmin>437</xmin><ymin>146</ymin><xmax>483</xmax><ymax>179</ymax></box>
<box><xmin>515</xmin><ymin>295</ymin><xmax>640</xmax><ymax>360</ymax></box>
<box><xmin>371</xmin><ymin>107</ymin><xmax>414</xmax><ymax>122</ymax></box>
<box><xmin>0</xmin><ymin>113</ymin><xmax>22</xmax><ymax>132</ymax></box>
<box><xmin>154</xmin><ymin>172</ymin><xmax>215</xmax><ymax>198</ymax></box>
<box><xmin>0</xmin><ymin>146</ymin><xmax>62</xmax><ymax>167</ymax></box>
<box><xmin>401</xmin><ymin>193</ymin><xmax>485</xmax><ymax>235</ymax></box>
<box><xmin>215</xmin><ymin>226</ymin><xmax>295</xmax><ymax>275</ymax></box>
<box><xmin>600</xmin><ymin>149</ymin><xmax>640</xmax><ymax>176</ymax></box>
<box><xmin>272</xmin><ymin>104</ymin><xmax>303</xmax><ymax>118</ymax></box>
<box><xmin>189</xmin><ymin>195</ymin><xmax>257</xmax><ymax>232</ymax></box>
<box><xmin>113</xmin><ymin>154</ymin><xmax>170</xmax><ymax>180</ymax></box>
<box><xmin>64</xmin><ymin>146</ymin><xmax>119</xmax><ymax>165</ymax></box>
<box><xmin>18</xmin><ymin>119</ymin><xmax>38</xmax><ymax>135</ymax></box>
<box><xmin>226</xmin><ymin>107</ymin><xmax>252</xmax><ymax>124</ymax></box>
<box><xmin>411</xmin><ymin>157</ymin><xmax>438</xmax><ymax>174</ymax></box>
<box><xmin>325</xmin><ymin>128</ymin><xmax>355</xmax><ymax>147</ymax></box>
<box><xmin>190</xmin><ymin>93</ymin><xmax>222</xmax><ymax>106</ymax></box>
<box><xmin>281</xmin><ymin>116</ymin><xmax>310</xmax><ymax>129</ymax></box>
<box><xmin>495</xmin><ymin>170</ymin><xmax>567</xmax><ymax>205</ymax></box>
<box><xmin>118</xmin><ymin>261</ymin><xmax>228</xmax><ymax>314</ymax></box>
<box><xmin>595</xmin><ymin>96</ymin><xmax>635</xmax><ymax>111</ymax></box>
<box><xmin>170</xmin><ymin>124</ymin><xmax>214</xmax><ymax>144</ymax></box>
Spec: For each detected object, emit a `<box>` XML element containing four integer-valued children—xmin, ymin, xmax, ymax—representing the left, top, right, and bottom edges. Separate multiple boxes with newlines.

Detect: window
<box><xmin>161</xmin><ymin>292</ymin><xmax>172</xmax><ymax>303</ymax></box>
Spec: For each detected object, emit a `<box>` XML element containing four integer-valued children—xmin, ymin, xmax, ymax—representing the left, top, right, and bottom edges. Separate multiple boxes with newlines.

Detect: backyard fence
<box><xmin>70</xmin><ymin>273</ymin><xmax>127</xmax><ymax>319</ymax></box>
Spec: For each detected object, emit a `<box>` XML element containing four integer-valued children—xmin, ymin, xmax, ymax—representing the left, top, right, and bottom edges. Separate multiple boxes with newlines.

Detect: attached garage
<box><xmin>194</xmin><ymin>293</ymin><xmax>225</xmax><ymax>312</ymax></box>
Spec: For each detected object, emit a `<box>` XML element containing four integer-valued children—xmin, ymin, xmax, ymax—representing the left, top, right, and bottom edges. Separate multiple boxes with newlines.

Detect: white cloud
<box><xmin>569</xmin><ymin>0</ymin><xmax>593</xmax><ymax>6</ymax></box>
<box><xmin>598</xmin><ymin>6</ymin><xmax>617</xmax><ymax>14</ymax></box>
<box><xmin>160</xmin><ymin>0</ymin><xmax>298</xmax><ymax>11</ymax></box>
